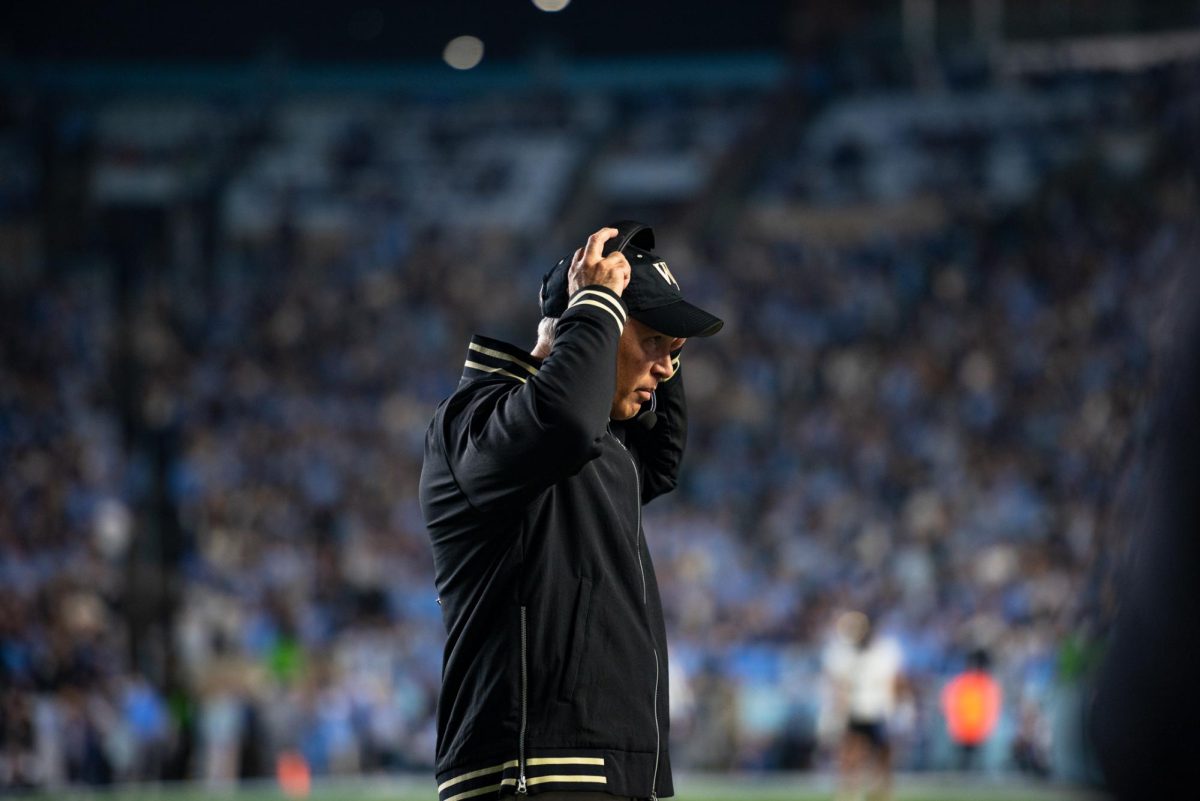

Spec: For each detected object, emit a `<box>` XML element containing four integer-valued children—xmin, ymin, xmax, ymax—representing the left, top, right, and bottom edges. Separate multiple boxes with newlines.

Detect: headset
<box><xmin>540</xmin><ymin>220</ymin><xmax>655</xmax><ymax>319</ymax></box>
<box><xmin>601</xmin><ymin>219</ymin><xmax>655</xmax><ymax>256</ymax></box>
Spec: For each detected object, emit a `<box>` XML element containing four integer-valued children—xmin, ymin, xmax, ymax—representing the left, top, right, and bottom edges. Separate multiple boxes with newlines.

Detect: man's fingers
<box><xmin>584</xmin><ymin>227</ymin><xmax>619</xmax><ymax>264</ymax></box>
<box><xmin>603</xmin><ymin>251</ymin><xmax>630</xmax><ymax>270</ymax></box>
<box><xmin>603</xmin><ymin>251</ymin><xmax>631</xmax><ymax>288</ymax></box>
<box><xmin>569</xmin><ymin>227</ymin><xmax>629</xmax><ymax>296</ymax></box>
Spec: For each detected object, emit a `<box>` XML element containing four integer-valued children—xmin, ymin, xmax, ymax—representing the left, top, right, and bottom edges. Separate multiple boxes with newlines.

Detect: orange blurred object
<box><xmin>276</xmin><ymin>750</ymin><xmax>312</xmax><ymax>798</ymax></box>
<box><xmin>941</xmin><ymin>670</ymin><xmax>1002</xmax><ymax>745</ymax></box>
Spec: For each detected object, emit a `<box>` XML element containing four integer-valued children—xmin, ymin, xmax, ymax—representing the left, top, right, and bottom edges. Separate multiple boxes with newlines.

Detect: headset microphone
<box><xmin>636</xmin><ymin>391</ymin><xmax>658</xmax><ymax>430</ymax></box>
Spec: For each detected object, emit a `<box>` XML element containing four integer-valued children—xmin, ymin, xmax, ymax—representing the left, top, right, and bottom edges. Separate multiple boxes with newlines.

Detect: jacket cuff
<box><xmin>564</xmin><ymin>284</ymin><xmax>628</xmax><ymax>334</ymax></box>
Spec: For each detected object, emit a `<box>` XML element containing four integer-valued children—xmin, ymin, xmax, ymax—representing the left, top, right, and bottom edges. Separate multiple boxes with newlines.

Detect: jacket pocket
<box><xmin>558</xmin><ymin>576</ymin><xmax>593</xmax><ymax>702</ymax></box>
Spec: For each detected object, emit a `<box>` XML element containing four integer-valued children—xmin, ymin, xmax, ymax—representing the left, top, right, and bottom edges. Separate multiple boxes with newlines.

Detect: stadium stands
<box><xmin>1</xmin><ymin>55</ymin><xmax>1196</xmax><ymax>791</ymax></box>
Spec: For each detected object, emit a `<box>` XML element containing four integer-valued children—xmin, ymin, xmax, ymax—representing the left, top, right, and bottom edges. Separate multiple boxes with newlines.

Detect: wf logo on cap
<box><xmin>651</xmin><ymin>260</ymin><xmax>679</xmax><ymax>289</ymax></box>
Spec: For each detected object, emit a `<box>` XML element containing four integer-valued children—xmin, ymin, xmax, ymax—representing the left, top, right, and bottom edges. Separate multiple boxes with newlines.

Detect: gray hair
<box><xmin>533</xmin><ymin>316</ymin><xmax>558</xmax><ymax>359</ymax></box>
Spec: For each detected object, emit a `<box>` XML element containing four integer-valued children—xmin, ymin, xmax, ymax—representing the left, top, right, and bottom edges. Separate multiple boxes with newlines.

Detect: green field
<box><xmin>14</xmin><ymin>774</ymin><xmax>1103</xmax><ymax>801</ymax></box>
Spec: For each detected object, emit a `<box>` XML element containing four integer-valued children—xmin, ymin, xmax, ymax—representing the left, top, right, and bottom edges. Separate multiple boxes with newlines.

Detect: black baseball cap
<box><xmin>539</xmin><ymin>221</ymin><xmax>723</xmax><ymax>338</ymax></box>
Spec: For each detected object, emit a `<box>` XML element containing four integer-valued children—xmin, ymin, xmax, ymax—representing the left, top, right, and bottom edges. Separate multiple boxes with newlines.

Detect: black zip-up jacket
<box><xmin>419</xmin><ymin>284</ymin><xmax>685</xmax><ymax>801</ymax></box>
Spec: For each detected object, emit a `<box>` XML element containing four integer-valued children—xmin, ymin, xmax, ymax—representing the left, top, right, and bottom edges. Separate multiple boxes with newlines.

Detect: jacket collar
<box><xmin>460</xmin><ymin>335</ymin><xmax>542</xmax><ymax>386</ymax></box>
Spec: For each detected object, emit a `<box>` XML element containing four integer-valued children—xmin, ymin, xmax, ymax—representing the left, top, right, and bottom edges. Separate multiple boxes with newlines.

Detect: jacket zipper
<box><xmin>610</xmin><ymin>428</ymin><xmax>647</xmax><ymax>603</ymax></box>
<box><xmin>610</xmin><ymin>428</ymin><xmax>660</xmax><ymax>800</ymax></box>
<box><xmin>651</xmin><ymin>650</ymin><xmax>661</xmax><ymax>801</ymax></box>
<box><xmin>518</xmin><ymin>605</ymin><xmax>528</xmax><ymax>795</ymax></box>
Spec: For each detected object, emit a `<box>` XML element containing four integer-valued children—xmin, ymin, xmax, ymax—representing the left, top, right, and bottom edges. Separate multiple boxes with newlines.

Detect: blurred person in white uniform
<box><xmin>822</xmin><ymin>611</ymin><xmax>906</xmax><ymax>801</ymax></box>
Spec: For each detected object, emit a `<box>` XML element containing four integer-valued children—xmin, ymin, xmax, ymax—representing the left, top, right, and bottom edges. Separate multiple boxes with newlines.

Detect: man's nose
<box><xmin>651</xmin><ymin>350</ymin><xmax>673</xmax><ymax>379</ymax></box>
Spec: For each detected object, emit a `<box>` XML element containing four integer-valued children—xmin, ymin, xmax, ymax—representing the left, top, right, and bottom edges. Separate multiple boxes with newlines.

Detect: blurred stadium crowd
<box><xmin>1</xmin><ymin>47</ymin><xmax>1197</xmax><ymax>792</ymax></box>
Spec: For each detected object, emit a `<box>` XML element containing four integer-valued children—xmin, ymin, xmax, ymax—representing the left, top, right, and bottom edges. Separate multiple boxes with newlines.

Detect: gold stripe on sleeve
<box><xmin>467</xmin><ymin>343</ymin><xmax>539</xmax><ymax>376</ymax></box>
<box><xmin>570</xmin><ymin>299</ymin><xmax>625</xmax><ymax>331</ymax></box>
<box><xmin>463</xmin><ymin>361</ymin><xmax>529</xmax><ymax>384</ymax></box>
<box><xmin>569</xmin><ymin>289</ymin><xmax>627</xmax><ymax>322</ymax></box>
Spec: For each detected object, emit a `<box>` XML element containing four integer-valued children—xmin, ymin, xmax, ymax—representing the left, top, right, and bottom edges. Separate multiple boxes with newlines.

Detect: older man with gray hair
<box><xmin>420</xmin><ymin>222</ymin><xmax>722</xmax><ymax>801</ymax></box>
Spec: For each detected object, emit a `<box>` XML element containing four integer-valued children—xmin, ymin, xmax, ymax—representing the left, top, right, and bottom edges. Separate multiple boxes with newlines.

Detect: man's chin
<box><xmin>610</xmin><ymin>401</ymin><xmax>638</xmax><ymax>421</ymax></box>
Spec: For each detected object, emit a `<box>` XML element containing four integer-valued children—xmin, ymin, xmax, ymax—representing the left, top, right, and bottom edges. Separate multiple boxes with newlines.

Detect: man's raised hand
<box><xmin>568</xmin><ymin>227</ymin><xmax>631</xmax><ymax>297</ymax></box>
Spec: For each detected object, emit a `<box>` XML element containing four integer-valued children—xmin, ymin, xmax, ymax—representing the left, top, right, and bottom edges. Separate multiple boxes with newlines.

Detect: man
<box><xmin>420</xmin><ymin>223</ymin><xmax>722</xmax><ymax>801</ymax></box>
<box><xmin>823</xmin><ymin>611</ymin><xmax>906</xmax><ymax>801</ymax></box>
<box><xmin>941</xmin><ymin>649</ymin><xmax>1001</xmax><ymax>772</ymax></box>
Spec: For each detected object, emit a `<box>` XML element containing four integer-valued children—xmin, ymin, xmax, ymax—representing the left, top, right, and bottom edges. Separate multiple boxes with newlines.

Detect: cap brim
<box><xmin>630</xmin><ymin>300</ymin><xmax>724</xmax><ymax>338</ymax></box>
